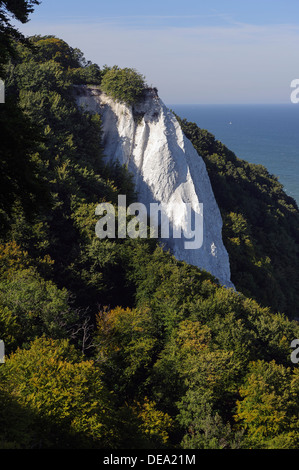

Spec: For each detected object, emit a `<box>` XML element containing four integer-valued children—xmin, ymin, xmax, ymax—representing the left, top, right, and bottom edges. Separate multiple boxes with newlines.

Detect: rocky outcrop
<box><xmin>76</xmin><ymin>86</ymin><xmax>234</xmax><ymax>288</ymax></box>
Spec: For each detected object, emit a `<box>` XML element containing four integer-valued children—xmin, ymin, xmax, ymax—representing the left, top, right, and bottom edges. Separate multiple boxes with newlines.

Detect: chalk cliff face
<box><xmin>76</xmin><ymin>86</ymin><xmax>234</xmax><ymax>288</ymax></box>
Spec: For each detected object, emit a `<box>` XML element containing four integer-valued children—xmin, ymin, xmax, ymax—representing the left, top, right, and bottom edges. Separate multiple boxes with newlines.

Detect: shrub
<box><xmin>101</xmin><ymin>66</ymin><xmax>146</xmax><ymax>106</ymax></box>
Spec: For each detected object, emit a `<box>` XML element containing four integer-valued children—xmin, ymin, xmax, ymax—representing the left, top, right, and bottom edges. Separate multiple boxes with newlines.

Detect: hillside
<box><xmin>0</xmin><ymin>35</ymin><xmax>299</xmax><ymax>450</ymax></box>
<box><xmin>177</xmin><ymin>117</ymin><xmax>299</xmax><ymax>318</ymax></box>
<box><xmin>76</xmin><ymin>85</ymin><xmax>233</xmax><ymax>288</ymax></box>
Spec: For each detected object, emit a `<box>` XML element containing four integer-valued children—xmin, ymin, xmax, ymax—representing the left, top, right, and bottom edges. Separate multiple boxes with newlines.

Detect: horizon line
<box><xmin>167</xmin><ymin>102</ymin><xmax>295</xmax><ymax>106</ymax></box>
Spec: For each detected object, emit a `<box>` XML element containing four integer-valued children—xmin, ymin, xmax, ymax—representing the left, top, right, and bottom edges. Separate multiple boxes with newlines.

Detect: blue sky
<box><xmin>15</xmin><ymin>0</ymin><xmax>299</xmax><ymax>103</ymax></box>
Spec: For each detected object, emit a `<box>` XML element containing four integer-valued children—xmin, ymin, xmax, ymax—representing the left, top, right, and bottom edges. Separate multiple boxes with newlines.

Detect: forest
<box><xmin>0</xmin><ymin>1</ymin><xmax>299</xmax><ymax>450</ymax></box>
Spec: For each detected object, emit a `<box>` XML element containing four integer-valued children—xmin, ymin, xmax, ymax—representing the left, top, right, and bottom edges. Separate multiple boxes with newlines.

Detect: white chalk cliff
<box><xmin>76</xmin><ymin>86</ymin><xmax>234</xmax><ymax>288</ymax></box>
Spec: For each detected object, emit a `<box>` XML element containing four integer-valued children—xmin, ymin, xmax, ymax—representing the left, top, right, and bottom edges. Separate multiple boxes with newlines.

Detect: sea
<box><xmin>169</xmin><ymin>104</ymin><xmax>299</xmax><ymax>206</ymax></box>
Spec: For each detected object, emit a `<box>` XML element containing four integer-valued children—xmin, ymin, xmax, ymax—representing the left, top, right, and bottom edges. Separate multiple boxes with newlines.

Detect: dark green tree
<box><xmin>101</xmin><ymin>66</ymin><xmax>147</xmax><ymax>105</ymax></box>
<box><xmin>0</xmin><ymin>0</ymin><xmax>40</xmax><ymax>78</ymax></box>
<box><xmin>177</xmin><ymin>116</ymin><xmax>299</xmax><ymax>318</ymax></box>
<box><xmin>0</xmin><ymin>1</ymin><xmax>45</xmax><ymax>234</ymax></box>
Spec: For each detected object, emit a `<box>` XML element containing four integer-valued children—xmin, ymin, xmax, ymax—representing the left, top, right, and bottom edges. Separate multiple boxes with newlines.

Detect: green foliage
<box><xmin>0</xmin><ymin>337</ymin><xmax>117</xmax><ymax>448</ymax></box>
<box><xmin>101</xmin><ymin>66</ymin><xmax>147</xmax><ymax>105</ymax></box>
<box><xmin>0</xmin><ymin>0</ymin><xmax>40</xmax><ymax>78</ymax></box>
<box><xmin>96</xmin><ymin>306</ymin><xmax>159</xmax><ymax>396</ymax></box>
<box><xmin>3</xmin><ymin>36</ymin><xmax>136</xmax><ymax>311</ymax></box>
<box><xmin>28</xmin><ymin>36</ymin><xmax>83</xmax><ymax>68</ymax></box>
<box><xmin>181</xmin><ymin>411</ymin><xmax>243</xmax><ymax>450</ymax></box>
<box><xmin>0</xmin><ymin>267</ymin><xmax>77</xmax><ymax>345</ymax></box>
<box><xmin>0</xmin><ymin>95</ymin><xmax>46</xmax><ymax>232</ymax></box>
<box><xmin>133</xmin><ymin>398</ymin><xmax>173</xmax><ymax>446</ymax></box>
<box><xmin>235</xmin><ymin>360</ymin><xmax>299</xmax><ymax>448</ymax></box>
<box><xmin>0</xmin><ymin>241</ymin><xmax>79</xmax><ymax>351</ymax></box>
<box><xmin>177</xmin><ymin>116</ymin><xmax>299</xmax><ymax>318</ymax></box>
<box><xmin>1</xmin><ymin>31</ymin><xmax>299</xmax><ymax>450</ymax></box>
<box><xmin>90</xmin><ymin>243</ymin><xmax>299</xmax><ymax>448</ymax></box>
<box><xmin>0</xmin><ymin>305</ymin><xmax>19</xmax><ymax>351</ymax></box>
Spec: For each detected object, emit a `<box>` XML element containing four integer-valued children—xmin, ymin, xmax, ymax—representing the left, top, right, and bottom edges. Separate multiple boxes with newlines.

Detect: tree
<box><xmin>0</xmin><ymin>0</ymin><xmax>40</xmax><ymax>78</ymax></box>
<box><xmin>0</xmin><ymin>94</ymin><xmax>45</xmax><ymax>233</ymax></box>
<box><xmin>177</xmin><ymin>115</ymin><xmax>299</xmax><ymax>318</ymax></box>
<box><xmin>95</xmin><ymin>306</ymin><xmax>158</xmax><ymax>396</ymax></box>
<box><xmin>101</xmin><ymin>66</ymin><xmax>147</xmax><ymax>106</ymax></box>
<box><xmin>0</xmin><ymin>2</ymin><xmax>46</xmax><ymax>235</ymax></box>
<box><xmin>235</xmin><ymin>360</ymin><xmax>299</xmax><ymax>448</ymax></box>
<box><xmin>132</xmin><ymin>398</ymin><xmax>173</xmax><ymax>447</ymax></box>
<box><xmin>0</xmin><ymin>266</ymin><xmax>78</xmax><ymax>345</ymax></box>
<box><xmin>0</xmin><ymin>337</ymin><xmax>117</xmax><ymax>448</ymax></box>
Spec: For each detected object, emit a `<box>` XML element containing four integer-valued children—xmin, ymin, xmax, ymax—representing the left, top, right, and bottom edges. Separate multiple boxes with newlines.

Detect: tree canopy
<box><xmin>0</xmin><ymin>29</ymin><xmax>299</xmax><ymax>450</ymax></box>
<box><xmin>0</xmin><ymin>0</ymin><xmax>40</xmax><ymax>78</ymax></box>
<box><xmin>177</xmin><ymin>116</ymin><xmax>299</xmax><ymax>318</ymax></box>
<box><xmin>101</xmin><ymin>66</ymin><xmax>147</xmax><ymax>106</ymax></box>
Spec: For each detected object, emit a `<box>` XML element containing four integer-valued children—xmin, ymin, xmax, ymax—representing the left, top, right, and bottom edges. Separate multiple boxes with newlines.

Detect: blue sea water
<box><xmin>169</xmin><ymin>104</ymin><xmax>299</xmax><ymax>206</ymax></box>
